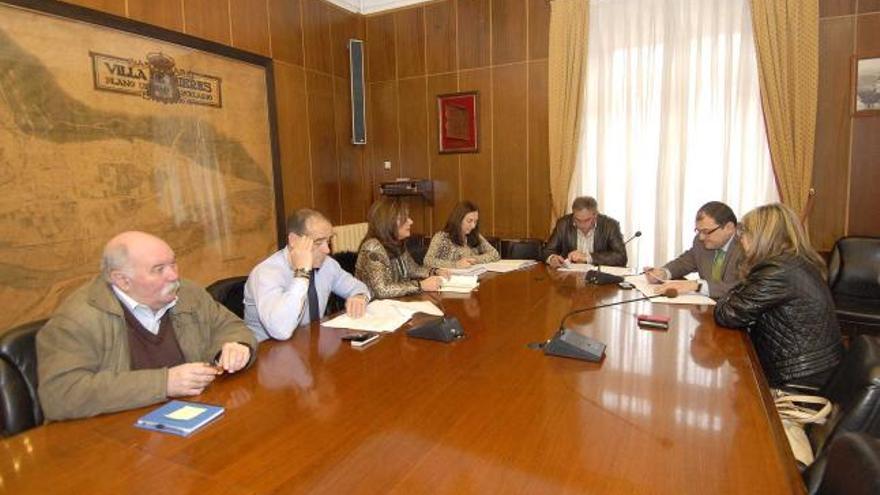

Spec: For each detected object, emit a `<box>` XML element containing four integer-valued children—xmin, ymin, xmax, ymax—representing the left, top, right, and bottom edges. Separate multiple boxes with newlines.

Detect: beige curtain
<box><xmin>548</xmin><ymin>0</ymin><xmax>589</xmax><ymax>223</ymax></box>
<box><xmin>750</xmin><ymin>0</ymin><xmax>819</xmax><ymax>217</ymax></box>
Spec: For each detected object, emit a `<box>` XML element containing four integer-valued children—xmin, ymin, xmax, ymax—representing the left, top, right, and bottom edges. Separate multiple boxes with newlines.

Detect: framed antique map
<box><xmin>0</xmin><ymin>0</ymin><xmax>283</xmax><ymax>330</ymax></box>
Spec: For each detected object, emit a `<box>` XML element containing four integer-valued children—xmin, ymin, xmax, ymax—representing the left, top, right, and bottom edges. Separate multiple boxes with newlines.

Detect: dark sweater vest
<box><xmin>119</xmin><ymin>302</ymin><xmax>186</xmax><ymax>370</ymax></box>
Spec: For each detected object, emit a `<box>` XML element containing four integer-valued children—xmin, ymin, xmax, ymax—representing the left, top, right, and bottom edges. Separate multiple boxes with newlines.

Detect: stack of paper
<box><xmin>624</xmin><ymin>274</ymin><xmax>716</xmax><ymax>305</ymax></box>
<box><xmin>439</xmin><ymin>275</ymin><xmax>479</xmax><ymax>293</ymax></box>
<box><xmin>447</xmin><ymin>265</ymin><xmax>488</xmax><ymax>276</ymax></box>
<box><xmin>483</xmin><ymin>259</ymin><xmax>537</xmax><ymax>273</ymax></box>
<box><xmin>322</xmin><ymin>299</ymin><xmax>444</xmax><ymax>332</ymax></box>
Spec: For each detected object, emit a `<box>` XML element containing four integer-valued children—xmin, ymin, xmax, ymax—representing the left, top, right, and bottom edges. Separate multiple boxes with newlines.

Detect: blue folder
<box><xmin>134</xmin><ymin>400</ymin><xmax>224</xmax><ymax>437</ymax></box>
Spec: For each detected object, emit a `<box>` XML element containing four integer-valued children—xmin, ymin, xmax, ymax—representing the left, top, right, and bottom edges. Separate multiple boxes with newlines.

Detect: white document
<box><xmin>625</xmin><ymin>275</ymin><xmax>717</xmax><ymax>306</ymax></box>
<box><xmin>483</xmin><ymin>259</ymin><xmax>536</xmax><ymax>273</ymax></box>
<box><xmin>322</xmin><ymin>299</ymin><xmax>444</xmax><ymax>332</ymax></box>
<box><xmin>439</xmin><ymin>275</ymin><xmax>479</xmax><ymax>293</ymax></box>
<box><xmin>447</xmin><ymin>266</ymin><xmax>487</xmax><ymax>276</ymax></box>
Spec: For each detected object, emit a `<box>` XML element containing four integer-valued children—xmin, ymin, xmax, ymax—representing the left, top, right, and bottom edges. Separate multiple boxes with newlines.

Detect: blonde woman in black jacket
<box><xmin>714</xmin><ymin>203</ymin><xmax>843</xmax><ymax>389</ymax></box>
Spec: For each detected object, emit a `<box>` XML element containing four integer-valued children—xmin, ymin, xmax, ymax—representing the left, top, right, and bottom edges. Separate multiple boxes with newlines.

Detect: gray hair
<box><xmin>572</xmin><ymin>196</ymin><xmax>598</xmax><ymax>212</ymax></box>
<box><xmin>100</xmin><ymin>243</ymin><xmax>130</xmax><ymax>282</ymax></box>
<box><xmin>286</xmin><ymin>208</ymin><xmax>328</xmax><ymax>236</ymax></box>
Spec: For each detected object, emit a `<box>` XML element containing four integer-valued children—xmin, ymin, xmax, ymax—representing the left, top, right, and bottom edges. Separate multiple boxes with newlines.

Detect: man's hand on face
<box><xmin>288</xmin><ymin>234</ymin><xmax>314</xmax><ymax>270</ymax></box>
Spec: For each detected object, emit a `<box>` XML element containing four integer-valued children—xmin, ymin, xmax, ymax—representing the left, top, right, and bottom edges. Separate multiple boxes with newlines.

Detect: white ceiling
<box><xmin>325</xmin><ymin>0</ymin><xmax>432</xmax><ymax>14</ymax></box>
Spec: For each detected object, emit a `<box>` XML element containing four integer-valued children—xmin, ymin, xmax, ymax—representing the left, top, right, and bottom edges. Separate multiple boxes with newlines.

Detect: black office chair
<box><xmin>804</xmin><ymin>432</ymin><xmax>880</xmax><ymax>495</ymax></box>
<box><xmin>405</xmin><ymin>234</ymin><xmax>428</xmax><ymax>265</ymax></box>
<box><xmin>331</xmin><ymin>251</ymin><xmax>358</xmax><ymax>276</ymax></box>
<box><xmin>808</xmin><ymin>335</ymin><xmax>880</xmax><ymax>456</ymax></box>
<box><xmin>500</xmin><ymin>238</ymin><xmax>544</xmax><ymax>261</ymax></box>
<box><xmin>484</xmin><ymin>236</ymin><xmax>502</xmax><ymax>255</ymax></box>
<box><xmin>0</xmin><ymin>319</ymin><xmax>46</xmax><ymax>437</ymax></box>
<box><xmin>205</xmin><ymin>276</ymin><xmax>248</xmax><ymax>318</ymax></box>
<box><xmin>827</xmin><ymin>236</ymin><xmax>880</xmax><ymax>337</ymax></box>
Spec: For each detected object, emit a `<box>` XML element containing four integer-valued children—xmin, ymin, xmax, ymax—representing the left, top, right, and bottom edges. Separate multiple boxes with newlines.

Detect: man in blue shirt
<box><xmin>244</xmin><ymin>209</ymin><xmax>370</xmax><ymax>341</ymax></box>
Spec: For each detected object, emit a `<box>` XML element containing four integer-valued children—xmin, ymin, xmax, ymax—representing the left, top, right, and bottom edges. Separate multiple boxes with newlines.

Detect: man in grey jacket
<box><xmin>644</xmin><ymin>201</ymin><xmax>743</xmax><ymax>299</ymax></box>
<box><xmin>37</xmin><ymin>231</ymin><xmax>256</xmax><ymax>421</ymax></box>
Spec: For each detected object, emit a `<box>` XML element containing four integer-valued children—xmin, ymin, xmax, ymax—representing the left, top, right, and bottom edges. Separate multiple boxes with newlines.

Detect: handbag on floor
<box><xmin>772</xmin><ymin>390</ymin><xmax>832</xmax><ymax>466</ymax></box>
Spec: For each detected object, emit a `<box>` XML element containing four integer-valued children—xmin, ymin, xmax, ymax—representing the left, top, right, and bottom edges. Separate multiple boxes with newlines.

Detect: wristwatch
<box><xmin>293</xmin><ymin>267</ymin><xmax>310</xmax><ymax>280</ymax></box>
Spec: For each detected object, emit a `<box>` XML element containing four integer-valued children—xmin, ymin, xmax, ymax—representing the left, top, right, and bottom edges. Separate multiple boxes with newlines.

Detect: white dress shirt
<box><xmin>111</xmin><ymin>285</ymin><xmax>177</xmax><ymax>335</ymax></box>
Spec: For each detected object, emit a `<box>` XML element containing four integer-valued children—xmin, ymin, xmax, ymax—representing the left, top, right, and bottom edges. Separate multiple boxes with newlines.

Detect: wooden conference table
<box><xmin>0</xmin><ymin>265</ymin><xmax>803</xmax><ymax>494</ymax></box>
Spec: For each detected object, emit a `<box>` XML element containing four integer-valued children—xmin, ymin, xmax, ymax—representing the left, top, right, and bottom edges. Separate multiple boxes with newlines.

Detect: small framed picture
<box><xmin>854</xmin><ymin>54</ymin><xmax>880</xmax><ymax>116</ymax></box>
<box><xmin>437</xmin><ymin>91</ymin><xmax>479</xmax><ymax>153</ymax></box>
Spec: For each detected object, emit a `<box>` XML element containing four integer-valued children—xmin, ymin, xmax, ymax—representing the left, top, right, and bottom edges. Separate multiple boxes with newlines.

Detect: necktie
<box><xmin>307</xmin><ymin>268</ymin><xmax>321</xmax><ymax>322</ymax></box>
<box><xmin>711</xmin><ymin>250</ymin><xmax>726</xmax><ymax>282</ymax></box>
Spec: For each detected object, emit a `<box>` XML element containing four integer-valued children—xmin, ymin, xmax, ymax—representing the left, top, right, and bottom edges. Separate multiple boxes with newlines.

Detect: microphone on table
<box><xmin>586</xmin><ymin>230</ymin><xmax>642</xmax><ymax>285</ymax></box>
<box><xmin>406</xmin><ymin>293</ymin><xmax>465</xmax><ymax>343</ymax></box>
<box><xmin>530</xmin><ymin>288</ymin><xmax>679</xmax><ymax>362</ymax></box>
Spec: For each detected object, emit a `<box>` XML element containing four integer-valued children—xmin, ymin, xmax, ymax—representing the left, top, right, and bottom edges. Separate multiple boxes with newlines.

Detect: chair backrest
<box><xmin>332</xmin><ymin>251</ymin><xmax>358</xmax><ymax>276</ymax></box>
<box><xmin>500</xmin><ymin>238</ymin><xmax>544</xmax><ymax>261</ymax></box>
<box><xmin>805</xmin><ymin>432</ymin><xmax>880</xmax><ymax>495</ymax></box>
<box><xmin>0</xmin><ymin>319</ymin><xmax>46</xmax><ymax>437</ymax></box>
<box><xmin>332</xmin><ymin>222</ymin><xmax>368</xmax><ymax>254</ymax></box>
<box><xmin>810</xmin><ymin>335</ymin><xmax>880</xmax><ymax>454</ymax></box>
<box><xmin>205</xmin><ymin>276</ymin><xmax>248</xmax><ymax>318</ymax></box>
<box><xmin>828</xmin><ymin>236</ymin><xmax>880</xmax><ymax>300</ymax></box>
<box><xmin>405</xmin><ymin>234</ymin><xmax>428</xmax><ymax>266</ymax></box>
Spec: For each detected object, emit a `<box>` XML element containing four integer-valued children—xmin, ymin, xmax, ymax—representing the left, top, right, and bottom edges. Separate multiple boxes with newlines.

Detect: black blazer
<box><xmin>541</xmin><ymin>213</ymin><xmax>627</xmax><ymax>266</ymax></box>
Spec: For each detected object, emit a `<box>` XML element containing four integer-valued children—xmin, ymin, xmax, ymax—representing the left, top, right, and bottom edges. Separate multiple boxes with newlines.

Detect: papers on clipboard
<box><xmin>322</xmin><ymin>299</ymin><xmax>444</xmax><ymax>332</ymax></box>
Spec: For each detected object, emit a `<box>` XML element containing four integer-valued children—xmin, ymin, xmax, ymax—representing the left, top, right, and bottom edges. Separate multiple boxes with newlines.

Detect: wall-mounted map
<box><xmin>0</xmin><ymin>2</ymin><xmax>280</xmax><ymax>331</ymax></box>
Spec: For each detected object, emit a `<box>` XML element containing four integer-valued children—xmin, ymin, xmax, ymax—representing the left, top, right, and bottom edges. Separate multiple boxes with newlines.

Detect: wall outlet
<box><xmin>383</xmin><ymin>161</ymin><xmax>391</xmax><ymax>170</ymax></box>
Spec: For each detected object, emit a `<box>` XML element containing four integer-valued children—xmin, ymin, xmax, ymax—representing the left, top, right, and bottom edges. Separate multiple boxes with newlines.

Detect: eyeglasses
<box><xmin>694</xmin><ymin>225</ymin><xmax>722</xmax><ymax>236</ymax></box>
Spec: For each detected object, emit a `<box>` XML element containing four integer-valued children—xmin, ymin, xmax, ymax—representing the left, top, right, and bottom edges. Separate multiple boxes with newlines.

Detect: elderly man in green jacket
<box><xmin>37</xmin><ymin>231</ymin><xmax>257</xmax><ymax>421</ymax></box>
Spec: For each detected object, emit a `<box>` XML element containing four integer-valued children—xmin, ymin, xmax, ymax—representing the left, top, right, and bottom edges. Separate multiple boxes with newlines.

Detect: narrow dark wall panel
<box><xmin>230</xmin><ymin>0</ymin><xmax>271</xmax><ymax>56</ymax></box>
<box><xmin>492</xmin><ymin>64</ymin><xmax>528</xmax><ymax>238</ymax></box>
<box><xmin>396</xmin><ymin>8</ymin><xmax>426</xmax><ymax>78</ymax></box>
<box><xmin>307</xmin><ymin>71</ymin><xmax>341</xmax><ymax>222</ymax></box>
<box><xmin>128</xmin><ymin>0</ymin><xmax>184</xmax><ymax>32</ymax></box>
<box><xmin>399</xmin><ymin>77</ymin><xmax>431</xmax><ymax>233</ymax></box>
<box><xmin>528</xmin><ymin>60</ymin><xmax>550</xmax><ymax>238</ymax></box>
<box><xmin>275</xmin><ymin>62</ymin><xmax>313</xmax><ymax>216</ymax></box>
<box><xmin>458</xmin><ymin>0</ymin><xmax>491</xmax><ymax>69</ymax></box>
<box><xmin>269</xmin><ymin>0</ymin><xmax>304</xmax><ymax>65</ymax></box>
<box><xmin>367</xmin><ymin>13</ymin><xmax>397</xmax><ymax>82</ymax></box>
<box><xmin>491</xmin><ymin>0</ymin><xmax>527</xmax><ymax>65</ymax></box>
<box><xmin>425</xmin><ymin>1</ymin><xmax>457</xmax><ymax>74</ymax></box>
<box><xmin>334</xmin><ymin>77</ymin><xmax>369</xmax><ymax>224</ymax></box>
<box><xmin>302</xmin><ymin>0</ymin><xmax>333</xmax><ymax>73</ymax></box>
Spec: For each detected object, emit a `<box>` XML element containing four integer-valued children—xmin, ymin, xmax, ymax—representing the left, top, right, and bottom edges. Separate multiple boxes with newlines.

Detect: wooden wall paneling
<box><xmin>425</xmin><ymin>0</ymin><xmax>456</xmax><ymax>74</ymax></box>
<box><xmin>230</xmin><ymin>0</ymin><xmax>271</xmax><ymax>56</ymax></box>
<box><xmin>458</xmin><ymin>69</ymin><xmax>494</xmax><ymax>235</ymax></box>
<box><xmin>528</xmin><ymin>60</ymin><xmax>550</xmax><ymax>238</ymax></box>
<box><xmin>395</xmin><ymin>8</ymin><xmax>426</xmax><ymax>78</ymax></box>
<box><xmin>856</xmin><ymin>13</ymin><xmax>880</xmax><ymax>52</ymax></box>
<box><xmin>819</xmin><ymin>0</ymin><xmax>856</xmax><ymax>17</ymax></box>
<box><xmin>302</xmin><ymin>0</ymin><xmax>333</xmax><ymax>73</ymax></box>
<box><xmin>492</xmin><ymin>64</ymin><xmax>528</xmax><ymax>238</ymax></box>
<box><xmin>528</xmin><ymin>0</ymin><xmax>550</xmax><ymax>60</ymax></box>
<box><xmin>810</xmin><ymin>17</ymin><xmax>855</xmax><ymax>251</ymax></box>
<box><xmin>368</xmin><ymin>81</ymin><xmax>401</xmax><ymax>187</ymax></box>
<box><xmin>458</xmin><ymin>0</ymin><xmax>491</xmax><ymax>69</ymax></box>
<box><xmin>329</xmin><ymin>7</ymin><xmax>363</xmax><ymax>79</ymax></box>
<box><xmin>334</xmin><ymin>77</ymin><xmax>369</xmax><ymax>224</ymax></box>
<box><xmin>127</xmin><ymin>0</ymin><xmax>184</xmax><ymax>32</ymax></box>
<box><xmin>61</xmin><ymin>0</ymin><xmax>126</xmax><ymax>16</ymax></box>
<box><xmin>307</xmin><ymin>71</ymin><xmax>341</xmax><ymax>222</ymax></box>
<box><xmin>427</xmin><ymin>74</ymin><xmax>461</xmax><ymax>231</ymax></box>
<box><xmin>269</xmin><ymin>0</ymin><xmax>304</xmax><ymax>65</ymax></box>
<box><xmin>848</xmin><ymin>118</ymin><xmax>880</xmax><ymax>235</ymax></box>
<box><xmin>398</xmin><ymin>77</ymin><xmax>431</xmax><ymax>233</ymax></box>
<box><xmin>366</xmin><ymin>13</ymin><xmax>397</xmax><ymax>82</ymax></box>
<box><xmin>858</xmin><ymin>0</ymin><xmax>880</xmax><ymax>14</ymax></box>
<box><xmin>183</xmin><ymin>0</ymin><xmax>231</xmax><ymax>45</ymax></box>
<box><xmin>274</xmin><ymin>62</ymin><xmax>313</xmax><ymax>216</ymax></box>
<box><xmin>491</xmin><ymin>0</ymin><xmax>527</xmax><ymax>65</ymax></box>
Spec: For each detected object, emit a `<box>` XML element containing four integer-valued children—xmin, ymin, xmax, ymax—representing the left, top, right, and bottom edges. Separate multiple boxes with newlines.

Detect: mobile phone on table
<box><xmin>342</xmin><ymin>332</ymin><xmax>380</xmax><ymax>347</ymax></box>
<box><xmin>636</xmin><ymin>314</ymin><xmax>670</xmax><ymax>330</ymax></box>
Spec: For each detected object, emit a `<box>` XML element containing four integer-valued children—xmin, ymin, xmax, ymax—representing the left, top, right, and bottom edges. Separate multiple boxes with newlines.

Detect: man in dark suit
<box><xmin>543</xmin><ymin>196</ymin><xmax>627</xmax><ymax>268</ymax></box>
<box><xmin>644</xmin><ymin>201</ymin><xmax>742</xmax><ymax>299</ymax></box>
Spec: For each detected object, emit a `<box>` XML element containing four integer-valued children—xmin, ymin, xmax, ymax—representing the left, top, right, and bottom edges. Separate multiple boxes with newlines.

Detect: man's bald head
<box><xmin>102</xmin><ymin>231</ymin><xmax>180</xmax><ymax>310</ymax></box>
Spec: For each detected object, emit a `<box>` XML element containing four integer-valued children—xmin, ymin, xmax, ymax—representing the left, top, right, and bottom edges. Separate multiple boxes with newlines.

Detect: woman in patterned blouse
<box><xmin>423</xmin><ymin>201</ymin><xmax>501</xmax><ymax>270</ymax></box>
<box><xmin>355</xmin><ymin>197</ymin><xmax>447</xmax><ymax>299</ymax></box>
